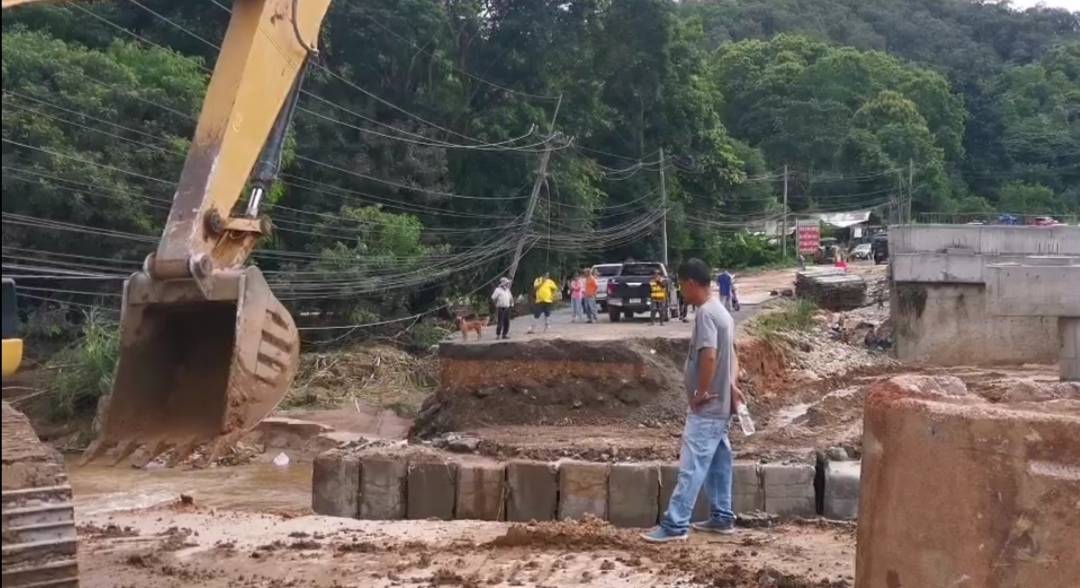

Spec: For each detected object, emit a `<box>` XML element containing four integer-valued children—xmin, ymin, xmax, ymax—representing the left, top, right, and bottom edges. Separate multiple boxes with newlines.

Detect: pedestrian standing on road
<box><xmin>583</xmin><ymin>268</ymin><xmax>599</xmax><ymax>324</ymax></box>
<box><xmin>642</xmin><ymin>258</ymin><xmax>743</xmax><ymax>543</ymax></box>
<box><xmin>570</xmin><ymin>272</ymin><xmax>585</xmax><ymax>323</ymax></box>
<box><xmin>491</xmin><ymin>277</ymin><xmax>514</xmax><ymax>340</ymax></box>
<box><xmin>528</xmin><ymin>272</ymin><xmax>558</xmax><ymax>334</ymax></box>
<box><xmin>717</xmin><ymin>269</ymin><xmax>735</xmax><ymax>312</ymax></box>
<box><xmin>649</xmin><ymin>270</ymin><xmax>669</xmax><ymax>325</ymax></box>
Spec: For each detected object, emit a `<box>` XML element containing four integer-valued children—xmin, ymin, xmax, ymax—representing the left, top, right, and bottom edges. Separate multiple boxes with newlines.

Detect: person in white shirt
<box><xmin>490</xmin><ymin>277</ymin><xmax>514</xmax><ymax>340</ymax></box>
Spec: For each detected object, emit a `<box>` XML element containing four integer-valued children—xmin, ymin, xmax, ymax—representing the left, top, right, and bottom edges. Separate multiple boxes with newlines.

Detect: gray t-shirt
<box><xmin>684</xmin><ymin>296</ymin><xmax>734</xmax><ymax>419</ymax></box>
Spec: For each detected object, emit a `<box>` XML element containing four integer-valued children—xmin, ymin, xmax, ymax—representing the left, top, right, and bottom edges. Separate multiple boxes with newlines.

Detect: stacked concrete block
<box><xmin>359</xmin><ymin>456</ymin><xmax>407</xmax><ymax>519</ymax></box>
<box><xmin>506</xmin><ymin>461</ymin><xmax>557</xmax><ymax>522</ymax></box>
<box><xmin>455</xmin><ymin>462</ymin><xmax>506</xmax><ymax>521</ymax></box>
<box><xmin>762</xmin><ymin>462</ymin><xmax>816</xmax><ymax>517</ymax></box>
<box><xmin>733</xmin><ymin>461</ymin><xmax>764</xmax><ymax>513</ymax></box>
<box><xmin>558</xmin><ymin>461</ymin><xmax>609</xmax><ymax>520</ymax></box>
<box><xmin>407</xmin><ymin>460</ymin><xmax>456</xmax><ymax>520</ymax></box>
<box><xmin>608</xmin><ymin>463</ymin><xmax>659</xmax><ymax>528</ymax></box>
<box><xmin>823</xmin><ymin>460</ymin><xmax>860</xmax><ymax>520</ymax></box>
<box><xmin>311</xmin><ymin>451</ymin><xmax>360</xmax><ymax>518</ymax></box>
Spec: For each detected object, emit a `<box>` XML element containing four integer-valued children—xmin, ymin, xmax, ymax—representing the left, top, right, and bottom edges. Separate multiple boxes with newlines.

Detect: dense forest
<box><xmin>2</xmin><ymin>0</ymin><xmax>1078</xmax><ymax>334</ymax></box>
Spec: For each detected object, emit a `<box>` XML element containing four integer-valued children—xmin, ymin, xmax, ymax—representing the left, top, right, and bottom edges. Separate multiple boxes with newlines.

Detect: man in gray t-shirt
<box><xmin>643</xmin><ymin>258</ymin><xmax>742</xmax><ymax>543</ymax></box>
<box><xmin>685</xmin><ymin>295</ymin><xmax>734</xmax><ymax>420</ymax></box>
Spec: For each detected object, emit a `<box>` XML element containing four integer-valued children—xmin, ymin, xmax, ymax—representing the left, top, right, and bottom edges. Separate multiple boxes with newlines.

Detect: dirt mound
<box><xmin>488</xmin><ymin>517</ymin><xmax>634</xmax><ymax>550</ymax></box>
<box><xmin>412</xmin><ymin>337</ymin><xmax>689</xmax><ymax>438</ymax></box>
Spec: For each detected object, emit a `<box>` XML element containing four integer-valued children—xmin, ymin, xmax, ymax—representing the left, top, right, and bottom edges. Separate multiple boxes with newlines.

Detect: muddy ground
<box><xmin>76</xmin><ymin>504</ymin><xmax>855</xmax><ymax>588</ymax></box>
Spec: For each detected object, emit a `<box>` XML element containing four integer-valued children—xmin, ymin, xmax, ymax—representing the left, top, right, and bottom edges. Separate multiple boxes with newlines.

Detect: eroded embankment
<box><xmin>411</xmin><ymin>336</ymin><xmax>796</xmax><ymax>438</ymax></box>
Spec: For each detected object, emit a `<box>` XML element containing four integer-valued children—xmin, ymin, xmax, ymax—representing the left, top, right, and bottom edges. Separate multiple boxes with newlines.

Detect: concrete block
<box><xmin>359</xmin><ymin>456</ymin><xmax>406</xmax><ymax>520</ymax></box>
<box><xmin>311</xmin><ymin>451</ymin><xmax>360</xmax><ymax>518</ymax></box>
<box><xmin>733</xmin><ymin>461</ymin><xmax>764</xmax><ymax>513</ymax></box>
<box><xmin>407</xmin><ymin>460</ymin><xmax>456</xmax><ymax>520</ymax></box>
<box><xmin>455</xmin><ymin>462</ymin><xmax>505</xmax><ymax>521</ymax></box>
<box><xmin>823</xmin><ymin>460</ymin><xmax>860</xmax><ymax>520</ymax></box>
<box><xmin>762</xmin><ymin>462</ymin><xmax>816</xmax><ymax>517</ymax></box>
<box><xmin>506</xmin><ymin>461</ymin><xmax>557</xmax><ymax>522</ymax></box>
<box><xmin>558</xmin><ymin>461</ymin><xmax>609</xmax><ymax>520</ymax></box>
<box><xmin>608</xmin><ymin>463</ymin><xmax>659</xmax><ymax>528</ymax></box>
<box><xmin>857</xmin><ymin>378</ymin><xmax>1080</xmax><ymax>587</ymax></box>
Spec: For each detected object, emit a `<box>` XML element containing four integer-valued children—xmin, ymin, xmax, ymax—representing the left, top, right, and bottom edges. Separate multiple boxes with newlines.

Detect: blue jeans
<box><xmin>583</xmin><ymin>297</ymin><xmax>598</xmax><ymax>321</ymax></box>
<box><xmin>571</xmin><ymin>297</ymin><xmax>584</xmax><ymax>321</ymax></box>
<box><xmin>660</xmin><ymin>413</ymin><xmax>735</xmax><ymax>534</ymax></box>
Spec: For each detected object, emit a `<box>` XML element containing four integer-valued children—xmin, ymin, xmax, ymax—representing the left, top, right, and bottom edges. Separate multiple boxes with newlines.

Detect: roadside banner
<box><xmin>797</xmin><ymin>222</ymin><xmax>820</xmax><ymax>255</ymax></box>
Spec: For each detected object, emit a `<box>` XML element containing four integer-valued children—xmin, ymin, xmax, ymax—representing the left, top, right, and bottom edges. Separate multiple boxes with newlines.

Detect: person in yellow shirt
<box><xmin>529</xmin><ymin>271</ymin><xmax>558</xmax><ymax>334</ymax></box>
<box><xmin>649</xmin><ymin>270</ymin><xmax>669</xmax><ymax>325</ymax></box>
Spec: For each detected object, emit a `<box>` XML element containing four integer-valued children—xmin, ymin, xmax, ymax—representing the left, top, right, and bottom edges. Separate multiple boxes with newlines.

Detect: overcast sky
<box><xmin>1006</xmin><ymin>0</ymin><xmax>1079</xmax><ymax>10</ymax></box>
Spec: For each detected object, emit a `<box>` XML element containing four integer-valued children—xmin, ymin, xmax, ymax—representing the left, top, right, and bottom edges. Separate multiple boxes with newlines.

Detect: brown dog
<box><xmin>456</xmin><ymin>315</ymin><xmax>485</xmax><ymax>341</ymax></box>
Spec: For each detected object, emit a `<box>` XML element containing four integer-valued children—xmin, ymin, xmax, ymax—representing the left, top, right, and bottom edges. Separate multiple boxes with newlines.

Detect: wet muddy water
<box><xmin>67</xmin><ymin>457</ymin><xmax>312</xmax><ymax>515</ymax></box>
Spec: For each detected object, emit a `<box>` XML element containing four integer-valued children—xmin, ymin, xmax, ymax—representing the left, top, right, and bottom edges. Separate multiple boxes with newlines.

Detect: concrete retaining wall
<box><xmin>312</xmin><ymin>454</ymin><xmax>858</xmax><ymax>527</ymax></box>
<box><xmin>891</xmin><ymin>282</ymin><xmax>1059</xmax><ymax>365</ymax></box>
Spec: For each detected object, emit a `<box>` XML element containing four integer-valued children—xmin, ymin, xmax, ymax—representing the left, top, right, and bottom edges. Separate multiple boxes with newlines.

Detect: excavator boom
<box><xmin>4</xmin><ymin>0</ymin><xmax>331</xmax><ymax>466</ymax></box>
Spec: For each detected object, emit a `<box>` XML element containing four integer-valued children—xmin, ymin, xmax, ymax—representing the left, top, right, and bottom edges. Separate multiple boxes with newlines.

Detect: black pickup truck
<box><xmin>604</xmin><ymin>261</ymin><xmax>678</xmax><ymax>322</ymax></box>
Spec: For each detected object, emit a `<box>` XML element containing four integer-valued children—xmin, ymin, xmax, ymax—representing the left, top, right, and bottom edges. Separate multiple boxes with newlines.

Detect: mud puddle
<box><xmin>68</xmin><ymin>457</ymin><xmax>312</xmax><ymax>516</ymax></box>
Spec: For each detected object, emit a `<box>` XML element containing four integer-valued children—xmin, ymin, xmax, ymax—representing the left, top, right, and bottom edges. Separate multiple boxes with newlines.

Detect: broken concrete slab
<box><xmin>359</xmin><ymin>456</ymin><xmax>407</xmax><ymax>520</ymax></box>
<box><xmin>254</xmin><ymin>417</ymin><xmax>334</xmax><ymax>451</ymax></box>
<box><xmin>311</xmin><ymin>451</ymin><xmax>360</xmax><ymax>518</ymax></box>
<box><xmin>558</xmin><ymin>461</ymin><xmax>609</xmax><ymax>521</ymax></box>
<box><xmin>823</xmin><ymin>460</ymin><xmax>860</xmax><ymax>520</ymax></box>
<box><xmin>762</xmin><ymin>462</ymin><xmax>816</xmax><ymax>517</ymax></box>
<box><xmin>407</xmin><ymin>459</ymin><xmax>456</xmax><ymax>520</ymax></box>
<box><xmin>455</xmin><ymin>462</ymin><xmax>505</xmax><ymax>521</ymax></box>
<box><xmin>608</xmin><ymin>463</ymin><xmax>659</xmax><ymax>528</ymax></box>
<box><xmin>506</xmin><ymin>461</ymin><xmax>557</xmax><ymax>522</ymax></box>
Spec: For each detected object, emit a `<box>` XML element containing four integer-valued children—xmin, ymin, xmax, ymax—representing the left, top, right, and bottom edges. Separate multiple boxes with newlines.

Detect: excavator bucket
<box><xmin>85</xmin><ymin>266</ymin><xmax>298</xmax><ymax>466</ymax></box>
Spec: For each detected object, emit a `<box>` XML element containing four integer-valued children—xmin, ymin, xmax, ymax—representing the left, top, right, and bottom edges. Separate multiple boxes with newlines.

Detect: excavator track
<box><xmin>1</xmin><ymin>403</ymin><xmax>79</xmax><ymax>588</ymax></box>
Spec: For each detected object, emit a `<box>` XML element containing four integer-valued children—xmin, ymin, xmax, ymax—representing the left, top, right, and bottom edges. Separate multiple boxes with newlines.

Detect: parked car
<box><xmin>605</xmin><ymin>261</ymin><xmax>677</xmax><ymax>322</ymax></box>
<box><xmin>850</xmin><ymin>242</ymin><xmax>873</xmax><ymax>260</ymax></box>
<box><xmin>871</xmin><ymin>235</ymin><xmax>889</xmax><ymax>264</ymax></box>
<box><xmin>590</xmin><ymin>263</ymin><xmax>623</xmax><ymax>311</ymax></box>
<box><xmin>1031</xmin><ymin>216</ymin><xmax>1062</xmax><ymax>227</ymax></box>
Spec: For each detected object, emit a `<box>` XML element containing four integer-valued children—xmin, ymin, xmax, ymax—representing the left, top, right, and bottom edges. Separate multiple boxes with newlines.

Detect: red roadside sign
<box><xmin>797</xmin><ymin>223</ymin><xmax>820</xmax><ymax>255</ymax></box>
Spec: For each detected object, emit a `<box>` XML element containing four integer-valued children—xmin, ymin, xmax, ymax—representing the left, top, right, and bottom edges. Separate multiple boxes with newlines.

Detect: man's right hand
<box><xmin>691</xmin><ymin>389</ymin><xmax>716</xmax><ymax>410</ymax></box>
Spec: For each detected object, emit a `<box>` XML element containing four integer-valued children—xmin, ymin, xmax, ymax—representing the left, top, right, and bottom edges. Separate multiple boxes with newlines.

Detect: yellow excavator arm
<box><xmin>3</xmin><ymin>0</ymin><xmax>332</xmax><ymax>465</ymax></box>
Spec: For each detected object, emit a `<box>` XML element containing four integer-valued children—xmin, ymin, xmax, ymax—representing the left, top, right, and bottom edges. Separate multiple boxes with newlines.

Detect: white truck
<box><xmin>591</xmin><ymin>263</ymin><xmax>623</xmax><ymax>312</ymax></box>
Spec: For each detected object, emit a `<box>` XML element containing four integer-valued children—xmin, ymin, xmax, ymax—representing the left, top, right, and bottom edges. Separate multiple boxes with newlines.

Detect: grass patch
<box><xmin>47</xmin><ymin>311</ymin><xmax>120</xmax><ymax>419</ymax></box>
<box><xmin>747</xmin><ymin>299</ymin><xmax>818</xmax><ymax>339</ymax></box>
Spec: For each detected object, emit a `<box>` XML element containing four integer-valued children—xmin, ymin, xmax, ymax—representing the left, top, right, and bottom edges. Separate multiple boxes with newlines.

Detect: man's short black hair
<box><xmin>678</xmin><ymin>258</ymin><xmax>712</xmax><ymax>287</ymax></box>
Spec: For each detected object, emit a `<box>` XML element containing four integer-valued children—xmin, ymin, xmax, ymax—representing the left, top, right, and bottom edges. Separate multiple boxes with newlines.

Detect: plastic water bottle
<box><xmin>737</xmin><ymin>404</ymin><xmax>756</xmax><ymax>436</ymax></box>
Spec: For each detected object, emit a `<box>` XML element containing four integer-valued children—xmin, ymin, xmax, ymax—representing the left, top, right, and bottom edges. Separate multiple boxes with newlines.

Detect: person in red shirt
<box><xmin>583</xmin><ymin>268</ymin><xmax>599</xmax><ymax>323</ymax></box>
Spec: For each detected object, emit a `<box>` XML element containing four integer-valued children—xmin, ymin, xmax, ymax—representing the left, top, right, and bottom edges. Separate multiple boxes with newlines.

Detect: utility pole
<box><xmin>781</xmin><ymin>164</ymin><xmax>789</xmax><ymax>258</ymax></box>
<box><xmin>893</xmin><ymin>168</ymin><xmax>903</xmax><ymax>225</ymax></box>
<box><xmin>658</xmin><ymin>146</ymin><xmax>669</xmax><ymax>268</ymax></box>
<box><xmin>907</xmin><ymin>159</ymin><xmax>915</xmax><ymax>225</ymax></box>
<box><xmin>507</xmin><ymin>95</ymin><xmax>563</xmax><ymax>284</ymax></box>
<box><xmin>507</xmin><ymin>142</ymin><xmax>553</xmax><ymax>283</ymax></box>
